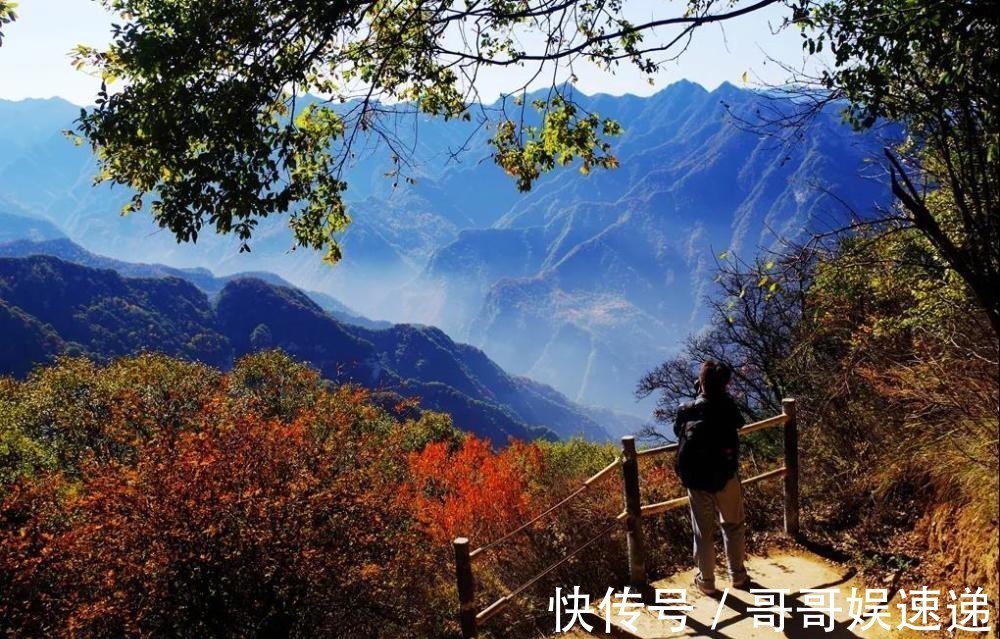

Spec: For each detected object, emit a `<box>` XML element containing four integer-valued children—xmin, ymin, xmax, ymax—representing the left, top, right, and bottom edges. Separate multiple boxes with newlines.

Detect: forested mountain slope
<box><xmin>0</xmin><ymin>255</ymin><xmax>620</xmax><ymax>441</ymax></box>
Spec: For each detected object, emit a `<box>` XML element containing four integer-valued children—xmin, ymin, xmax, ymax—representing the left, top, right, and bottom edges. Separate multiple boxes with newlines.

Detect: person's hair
<box><xmin>699</xmin><ymin>360</ymin><xmax>732</xmax><ymax>397</ymax></box>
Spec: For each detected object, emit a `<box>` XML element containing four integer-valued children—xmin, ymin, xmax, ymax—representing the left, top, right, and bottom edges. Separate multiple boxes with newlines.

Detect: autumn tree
<box><xmin>0</xmin><ymin>379</ymin><xmax>53</xmax><ymax>488</ymax></box>
<box><xmin>0</xmin><ymin>354</ymin><xmax>455</xmax><ymax>637</ymax></box>
<box><xmin>801</xmin><ymin>224</ymin><xmax>997</xmax><ymax>483</ymax></box>
<box><xmin>0</xmin><ymin>406</ymin><xmax>444</xmax><ymax>637</ymax></box>
<box><xmin>1</xmin><ymin>355</ymin><xmax>220</xmax><ymax>475</ymax></box>
<box><xmin>791</xmin><ymin>0</ymin><xmax>999</xmax><ymax>334</ymax></box>
<box><xmin>408</xmin><ymin>435</ymin><xmax>541</xmax><ymax>544</ymax></box>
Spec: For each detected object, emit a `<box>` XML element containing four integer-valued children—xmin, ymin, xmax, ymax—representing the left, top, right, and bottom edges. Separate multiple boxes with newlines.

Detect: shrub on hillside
<box><xmin>0</xmin><ymin>353</ymin><xmax>456</xmax><ymax>637</ymax></box>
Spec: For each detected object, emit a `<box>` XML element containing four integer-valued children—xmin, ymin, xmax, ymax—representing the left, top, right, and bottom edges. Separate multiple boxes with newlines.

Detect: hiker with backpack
<box><xmin>673</xmin><ymin>360</ymin><xmax>749</xmax><ymax>595</ymax></box>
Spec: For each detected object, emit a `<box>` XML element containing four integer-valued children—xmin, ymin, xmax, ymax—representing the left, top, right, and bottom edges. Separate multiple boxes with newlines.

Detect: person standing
<box><xmin>673</xmin><ymin>360</ymin><xmax>749</xmax><ymax>595</ymax></box>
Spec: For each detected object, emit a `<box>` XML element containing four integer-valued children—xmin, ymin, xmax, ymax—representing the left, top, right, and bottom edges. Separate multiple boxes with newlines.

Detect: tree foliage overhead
<box><xmin>796</xmin><ymin>0</ymin><xmax>999</xmax><ymax>333</ymax></box>
<box><xmin>0</xmin><ymin>1</ymin><xmax>14</xmax><ymax>46</ymax></box>
<box><xmin>73</xmin><ymin>0</ymin><xmax>783</xmax><ymax>261</ymax></box>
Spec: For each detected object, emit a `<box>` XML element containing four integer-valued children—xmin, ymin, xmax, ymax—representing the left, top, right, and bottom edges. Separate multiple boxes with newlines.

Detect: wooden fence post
<box><xmin>454</xmin><ymin>537</ymin><xmax>477</xmax><ymax>639</ymax></box>
<box><xmin>620</xmin><ymin>436</ymin><xmax>648</xmax><ymax>587</ymax></box>
<box><xmin>782</xmin><ymin>398</ymin><xmax>800</xmax><ymax>537</ymax></box>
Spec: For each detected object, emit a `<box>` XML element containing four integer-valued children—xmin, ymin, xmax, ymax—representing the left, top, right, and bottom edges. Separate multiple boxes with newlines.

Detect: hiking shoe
<box><xmin>693</xmin><ymin>578</ymin><xmax>720</xmax><ymax>597</ymax></box>
<box><xmin>731</xmin><ymin>575</ymin><xmax>751</xmax><ymax>590</ymax></box>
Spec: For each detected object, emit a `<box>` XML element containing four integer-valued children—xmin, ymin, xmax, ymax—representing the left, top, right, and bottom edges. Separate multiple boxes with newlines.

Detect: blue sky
<box><xmin>0</xmin><ymin>0</ymin><xmax>814</xmax><ymax>105</ymax></box>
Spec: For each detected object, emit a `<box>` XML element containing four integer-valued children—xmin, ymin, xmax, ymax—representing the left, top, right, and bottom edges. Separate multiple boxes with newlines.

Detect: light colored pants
<box><xmin>687</xmin><ymin>476</ymin><xmax>747</xmax><ymax>587</ymax></box>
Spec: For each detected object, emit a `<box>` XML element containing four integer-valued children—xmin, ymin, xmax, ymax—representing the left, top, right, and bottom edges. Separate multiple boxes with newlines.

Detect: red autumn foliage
<box><xmin>407</xmin><ymin>436</ymin><xmax>542</xmax><ymax>545</ymax></box>
<box><xmin>0</xmin><ymin>387</ymin><xmax>444</xmax><ymax>637</ymax></box>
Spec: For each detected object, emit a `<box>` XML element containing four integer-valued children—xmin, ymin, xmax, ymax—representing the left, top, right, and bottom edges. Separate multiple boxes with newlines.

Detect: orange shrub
<box><xmin>408</xmin><ymin>436</ymin><xmax>542</xmax><ymax>545</ymax></box>
<box><xmin>0</xmin><ymin>395</ymin><xmax>445</xmax><ymax>638</ymax></box>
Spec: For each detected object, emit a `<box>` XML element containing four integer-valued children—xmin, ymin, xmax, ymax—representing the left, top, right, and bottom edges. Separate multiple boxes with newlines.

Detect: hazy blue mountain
<box><xmin>0</xmin><ymin>210</ymin><xmax>65</xmax><ymax>243</ymax></box>
<box><xmin>407</xmin><ymin>83</ymin><xmax>892</xmax><ymax>411</ymax></box>
<box><xmin>0</xmin><ymin>97</ymin><xmax>79</xmax><ymax>173</ymax></box>
<box><xmin>0</xmin><ymin>237</ymin><xmax>386</xmax><ymax>328</ymax></box>
<box><xmin>0</xmin><ymin>255</ymin><xmax>620</xmax><ymax>442</ymax></box>
<box><xmin>0</xmin><ymin>82</ymin><xmax>893</xmax><ymax>415</ymax></box>
<box><xmin>0</xmin><ymin>299</ymin><xmax>66</xmax><ymax>377</ymax></box>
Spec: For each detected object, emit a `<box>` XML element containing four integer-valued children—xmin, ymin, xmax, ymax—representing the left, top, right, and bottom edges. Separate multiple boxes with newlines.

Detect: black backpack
<box><xmin>674</xmin><ymin>396</ymin><xmax>741</xmax><ymax>492</ymax></box>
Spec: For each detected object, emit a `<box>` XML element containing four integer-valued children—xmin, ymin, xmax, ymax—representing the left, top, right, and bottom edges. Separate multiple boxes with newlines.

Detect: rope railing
<box><xmin>453</xmin><ymin>398</ymin><xmax>799</xmax><ymax>639</ymax></box>
<box><xmin>453</xmin><ymin>457</ymin><xmax>623</xmax><ymax>637</ymax></box>
<box><xmin>474</xmin><ymin>519</ymin><xmax>621</xmax><ymax>624</ymax></box>
<box><xmin>468</xmin><ymin>457</ymin><xmax>621</xmax><ymax>560</ymax></box>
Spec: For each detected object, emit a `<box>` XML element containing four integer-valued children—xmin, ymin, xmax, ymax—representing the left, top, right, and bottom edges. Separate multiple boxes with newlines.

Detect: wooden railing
<box><xmin>452</xmin><ymin>398</ymin><xmax>799</xmax><ymax>638</ymax></box>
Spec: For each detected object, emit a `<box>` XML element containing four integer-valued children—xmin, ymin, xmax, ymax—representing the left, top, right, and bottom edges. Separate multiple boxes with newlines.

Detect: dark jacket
<box><xmin>673</xmin><ymin>393</ymin><xmax>745</xmax><ymax>491</ymax></box>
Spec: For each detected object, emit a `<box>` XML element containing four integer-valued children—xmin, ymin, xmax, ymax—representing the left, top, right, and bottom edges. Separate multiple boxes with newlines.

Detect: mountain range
<box><xmin>0</xmin><ymin>233</ymin><xmax>385</xmax><ymax>329</ymax></box>
<box><xmin>0</xmin><ymin>82</ymin><xmax>893</xmax><ymax>415</ymax></box>
<box><xmin>0</xmin><ymin>241</ymin><xmax>633</xmax><ymax>442</ymax></box>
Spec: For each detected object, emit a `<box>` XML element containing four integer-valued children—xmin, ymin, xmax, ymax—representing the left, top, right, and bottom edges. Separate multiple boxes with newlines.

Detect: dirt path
<box><xmin>563</xmin><ymin>549</ymin><xmax>920</xmax><ymax>639</ymax></box>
